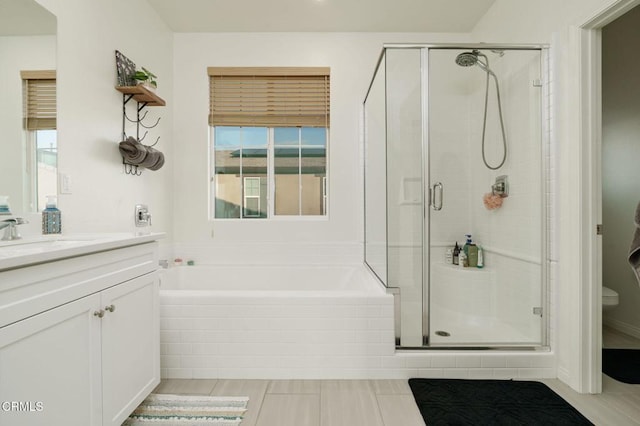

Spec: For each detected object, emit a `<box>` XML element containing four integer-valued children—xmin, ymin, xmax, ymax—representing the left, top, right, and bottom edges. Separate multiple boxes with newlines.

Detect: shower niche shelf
<box><xmin>436</xmin><ymin>262</ymin><xmax>491</xmax><ymax>272</ymax></box>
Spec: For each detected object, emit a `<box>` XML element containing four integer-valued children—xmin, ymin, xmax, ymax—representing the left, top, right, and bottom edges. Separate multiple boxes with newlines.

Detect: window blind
<box><xmin>21</xmin><ymin>70</ymin><xmax>57</xmax><ymax>131</ymax></box>
<box><xmin>208</xmin><ymin>67</ymin><xmax>330</xmax><ymax>128</ymax></box>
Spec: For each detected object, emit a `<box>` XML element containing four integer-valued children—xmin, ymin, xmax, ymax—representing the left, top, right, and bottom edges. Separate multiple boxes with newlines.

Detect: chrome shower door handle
<box><xmin>431</xmin><ymin>182</ymin><xmax>443</xmax><ymax>211</ymax></box>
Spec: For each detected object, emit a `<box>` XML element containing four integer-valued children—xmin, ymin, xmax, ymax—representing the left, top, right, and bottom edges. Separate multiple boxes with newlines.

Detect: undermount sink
<box><xmin>0</xmin><ymin>236</ymin><xmax>93</xmax><ymax>257</ymax></box>
<box><xmin>0</xmin><ymin>237</ymin><xmax>86</xmax><ymax>247</ymax></box>
<box><xmin>0</xmin><ymin>239</ymin><xmax>89</xmax><ymax>258</ymax></box>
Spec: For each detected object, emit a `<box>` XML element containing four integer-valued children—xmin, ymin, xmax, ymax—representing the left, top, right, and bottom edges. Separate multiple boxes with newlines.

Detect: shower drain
<box><xmin>435</xmin><ymin>330</ymin><xmax>450</xmax><ymax>337</ymax></box>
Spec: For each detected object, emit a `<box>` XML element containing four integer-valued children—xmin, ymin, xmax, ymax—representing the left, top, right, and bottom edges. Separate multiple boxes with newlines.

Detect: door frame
<box><xmin>572</xmin><ymin>0</ymin><xmax>640</xmax><ymax>393</ymax></box>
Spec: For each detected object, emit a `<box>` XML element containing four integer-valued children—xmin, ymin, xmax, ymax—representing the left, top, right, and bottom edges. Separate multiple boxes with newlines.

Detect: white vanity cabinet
<box><xmin>101</xmin><ymin>273</ymin><xmax>159</xmax><ymax>426</ymax></box>
<box><xmin>0</xmin><ymin>291</ymin><xmax>102</xmax><ymax>425</ymax></box>
<box><xmin>0</xmin><ymin>240</ymin><xmax>160</xmax><ymax>426</ymax></box>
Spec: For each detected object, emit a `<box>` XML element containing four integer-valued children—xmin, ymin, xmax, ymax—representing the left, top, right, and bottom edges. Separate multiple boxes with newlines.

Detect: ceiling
<box><xmin>0</xmin><ymin>0</ymin><xmax>56</xmax><ymax>36</ymax></box>
<box><xmin>146</xmin><ymin>0</ymin><xmax>497</xmax><ymax>33</ymax></box>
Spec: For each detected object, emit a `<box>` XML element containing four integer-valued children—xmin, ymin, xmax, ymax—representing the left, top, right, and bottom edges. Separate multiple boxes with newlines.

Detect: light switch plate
<box><xmin>135</xmin><ymin>204</ymin><xmax>151</xmax><ymax>227</ymax></box>
<box><xmin>59</xmin><ymin>173</ymin><xmax>72</xmax><ymax>194</ymax></box>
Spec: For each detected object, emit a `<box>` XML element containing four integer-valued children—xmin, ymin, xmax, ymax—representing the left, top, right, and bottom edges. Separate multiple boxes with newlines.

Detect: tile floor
<box><xmin>150</xmin><ymin>327</ymin><xmax>640</xmax><ymax>426</ymax></box>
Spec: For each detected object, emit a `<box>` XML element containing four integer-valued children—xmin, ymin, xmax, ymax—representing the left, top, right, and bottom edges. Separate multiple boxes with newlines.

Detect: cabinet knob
<box><xmin>105</xmin><ymin>304</ymin><xmax>116</xmax><ymax>313</ymax></box>
<box><xmin>93</xmin><ymin>310</ymin><xmax>105</xmax><ymax>318</ymax></box>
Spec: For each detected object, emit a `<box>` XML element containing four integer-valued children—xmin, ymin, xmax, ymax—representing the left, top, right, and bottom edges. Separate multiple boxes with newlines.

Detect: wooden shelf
<box><xmin>115</xmin><ymin>85</ymin><xmax>165</xmax><ymax>106</ymax></box>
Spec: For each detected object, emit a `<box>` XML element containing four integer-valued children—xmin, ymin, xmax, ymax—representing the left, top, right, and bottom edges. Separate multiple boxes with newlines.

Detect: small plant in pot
<box><xmin>133</xmin><ymin>67</ymin><xmax>157</xmax><ymax>91</ymax></box>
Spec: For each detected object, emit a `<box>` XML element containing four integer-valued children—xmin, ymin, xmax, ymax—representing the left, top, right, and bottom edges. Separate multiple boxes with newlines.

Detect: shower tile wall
<box><xmin>469</xmin><ymin>51</ymin><xmax>542</xmax><ymax>259</ymax></box>
<box><xmin>430</xmin><ymin>50</ymin><xmax>543</xmax><ymax>257</ymax></box>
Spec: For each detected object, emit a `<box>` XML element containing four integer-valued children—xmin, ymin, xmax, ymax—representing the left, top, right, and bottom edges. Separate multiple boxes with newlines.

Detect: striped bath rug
<box><xmin>123</xmin><ymin>393</ymin><xmax>249</xmax><ymax>425</ymax></box>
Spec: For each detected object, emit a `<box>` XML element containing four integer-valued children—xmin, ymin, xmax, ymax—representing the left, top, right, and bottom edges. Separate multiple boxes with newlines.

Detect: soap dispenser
<box><xmin>0</xmin><ymin>196</ymin><xmax>11</xmax><ymax>215</ymax></box>
<box><xmin>42</xmin><ymin>195</ymin><xmax>62</xmax><ymax>234</ymax></box>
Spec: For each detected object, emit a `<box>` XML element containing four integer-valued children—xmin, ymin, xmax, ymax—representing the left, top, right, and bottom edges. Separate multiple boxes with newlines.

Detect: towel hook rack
<box><xmin>123</xmin><ymin>159</ymin><xmax>142</xmax><ymax>176</ymax></box>
<box><xmin>116</xmin><ymin>85</ymin><xmax>166</xmax><ymax>177</ymax></box>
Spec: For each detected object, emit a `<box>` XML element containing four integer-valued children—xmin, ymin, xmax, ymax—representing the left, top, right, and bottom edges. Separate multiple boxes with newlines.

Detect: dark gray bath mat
<box><xmin>602</xmin><ymin>348</ymin><xmax>640</xmax><ymax>384</ymax></box>
<box><xmin>409</xmin><ymin>378</ymin><xmax>593</xmax><ymax>425</ymax></box>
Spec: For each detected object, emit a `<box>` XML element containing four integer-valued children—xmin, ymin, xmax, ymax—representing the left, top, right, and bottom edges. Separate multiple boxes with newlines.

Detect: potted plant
<box><xmin>133</xmin><ymin>67</ymin><xmax>157</xmax><ymax>91</ymax></box>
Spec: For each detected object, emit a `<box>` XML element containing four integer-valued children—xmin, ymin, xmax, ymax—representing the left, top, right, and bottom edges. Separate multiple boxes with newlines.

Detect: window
<box><xmin>243</xmin><ymin>177</ymin><xmax>262</xmax><ymax>217</ymax></box>
<box><xmin>209</xmin><ymin>67</ymin><xmax>330</xmax><ymax>220</ymax></box>
<box><xmin>32</xmin><ymin>130</ymin><xmax>58</xmax><ymax>211</ymax></box>
<box><xmin>212</xmin><ymin>126</ymin><xmax>327</xmax><ymax>219</ymax></box>
<box><xmin>22</xmin><ymin>70</ymin><xmax>57</xmax><ymax>211</ymax></box>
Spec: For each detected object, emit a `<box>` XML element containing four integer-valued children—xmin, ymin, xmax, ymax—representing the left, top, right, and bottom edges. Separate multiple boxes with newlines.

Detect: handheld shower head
<box><xmin>474</xmin><ymin>59</ymin><xmax>492</xmax><ymax>75</ymax></box>
<box><xmin>454</xmin><ymin>49</ymin><xmax>507</xmax><ymax>170</ymax></box>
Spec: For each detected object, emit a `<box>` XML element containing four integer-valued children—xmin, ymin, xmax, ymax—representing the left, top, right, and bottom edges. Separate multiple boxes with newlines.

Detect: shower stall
<box><xmin>364</xmin><ymin>44</ymin><xmax>549</xmax><ymax>349</ymax></box>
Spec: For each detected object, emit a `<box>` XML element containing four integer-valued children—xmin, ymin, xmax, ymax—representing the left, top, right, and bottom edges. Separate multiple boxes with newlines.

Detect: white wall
<box><xmin>472</xmin><ymin>0</ymin><xmax>622</xmax><ymax>392</ymax></box>
<box><xmin>34</xmin><ymin>0</ymin><xmax>173</xmax><ymax>245</ymax></box>
<box><xmin>0</xmin><ymin>35</ymin><xmax>55</xmax><ymax>213</ymax></box>
<box><xmin>473</xmin><ymin>0</ymin><xmax>620</xmax><ymax>42</ymax></box>
<box><xmin>171</xmin><ymin>32</ymin><xmax>468</xmax><ymax>265</ymax></box>
<box><xmin>602</xmin><ymin>5</ymin><xmax>640</xmax><ymax>336</ymax></box>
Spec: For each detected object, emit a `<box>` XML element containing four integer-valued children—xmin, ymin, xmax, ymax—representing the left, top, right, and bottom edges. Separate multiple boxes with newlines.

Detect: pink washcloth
<box><xmin>483</xmin><ymin>193</ymin><xmax>503</xmax><ymax>210</ymax></box>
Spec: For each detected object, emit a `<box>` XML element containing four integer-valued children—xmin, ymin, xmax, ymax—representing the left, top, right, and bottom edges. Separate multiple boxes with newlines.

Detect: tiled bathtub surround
<box><xmin>159</xmin><ymin>265</ymin><xmax>555</xmax><ymax>379</ymax></box>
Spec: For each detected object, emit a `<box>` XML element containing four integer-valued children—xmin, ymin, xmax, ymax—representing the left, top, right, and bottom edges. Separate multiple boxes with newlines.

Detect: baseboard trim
<box><xmin>556</xmin><ymin>366</ymin><xmax>571</xmax><ymax>386</ymax></box>
<box><xmin>603</xmin><ymin>317</ymin><xmax>640</xmax><ymax>340</ymax></box>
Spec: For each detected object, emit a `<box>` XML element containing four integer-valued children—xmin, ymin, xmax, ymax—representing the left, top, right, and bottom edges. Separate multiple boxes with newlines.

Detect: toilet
<box><xmin>602</xmin><ymin>286</ymin><xmax>619</xmax><ymax>311</ymax></box>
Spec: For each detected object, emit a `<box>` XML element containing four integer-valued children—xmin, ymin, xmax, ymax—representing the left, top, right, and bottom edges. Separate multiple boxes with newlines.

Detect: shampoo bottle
<box><xmin>445</xmin><ymin>248</ymin><xmax>453</xmax><ymax>264</ymax></box>
<box><xmin>477</xmin><ymin>245</ymin><xmax>484</xmax><ymax>268</ymax></box>
<box><xmin>42</xmin><ymin>195</ymin><xmax>61</xmax><ymax>234</ymax></box>
<box><xmin>459</xmin><ymin>249</ymin><xmax>468</xmax><ymax>268</ymax></box>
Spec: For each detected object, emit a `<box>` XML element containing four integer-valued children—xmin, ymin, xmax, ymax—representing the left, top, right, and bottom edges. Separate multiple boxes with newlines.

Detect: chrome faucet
<box><xmin>0</xmin><ymin>218</ymin><xmax>29</xmax><ymax>241</ymax></box>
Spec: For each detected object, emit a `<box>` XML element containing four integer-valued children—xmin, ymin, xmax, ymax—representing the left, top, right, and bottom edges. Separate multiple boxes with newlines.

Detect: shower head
<box><xmin>455</xmin><ymin>51</ymin><xmax>479</xmax><ymax>67</ymax></box>
<box><xmin>455</xmin><ymin>50</ymin><xmax>495</xmax><ymax>76</ymax></box>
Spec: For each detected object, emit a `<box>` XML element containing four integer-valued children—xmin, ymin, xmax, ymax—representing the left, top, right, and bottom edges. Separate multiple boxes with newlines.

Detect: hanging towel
<box><xmin>628</xmin><ymin>200</ymin><xmax>640</xmax><ymax>284</ymax></box>
<box><xmin>139</xmin><ymin>145</ymin><xmax>163</xmax><ymax>170</ymax></box>
<box><xmin>118</xmin><ymin>136</ymin><xmax>147</xmax><ymax>164</ymax></box>
<box><xmin>147</xmin><ymin>151</ymin><xmax>165</xmax><ymax>171</ymax></box>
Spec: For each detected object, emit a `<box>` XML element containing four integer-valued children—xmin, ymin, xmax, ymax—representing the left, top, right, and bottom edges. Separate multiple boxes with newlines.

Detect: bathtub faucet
<box><xmin>0</xmin><ymin>217</ymin><xmax>29</xmax><ymax>241</ymax></box>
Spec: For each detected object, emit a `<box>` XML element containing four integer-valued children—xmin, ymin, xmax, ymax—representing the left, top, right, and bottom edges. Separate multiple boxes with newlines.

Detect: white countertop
<box><xmin>0</xmin><ymin>232</ymin><xmax>165</xmax><ymax>271</ymax></box>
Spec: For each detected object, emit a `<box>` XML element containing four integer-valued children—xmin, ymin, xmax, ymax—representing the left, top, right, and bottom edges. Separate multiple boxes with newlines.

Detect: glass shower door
<box><xmin>385</xmin><ymin>48</ymin><xmax>425</xmax><ymax>347</ymax></box>
<box><xmin>427</xmin><ymin>48</ymin><xmax>544</xmax><ymax>346</ymax></box>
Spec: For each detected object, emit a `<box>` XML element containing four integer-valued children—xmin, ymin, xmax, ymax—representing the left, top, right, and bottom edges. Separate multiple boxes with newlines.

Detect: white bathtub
<box><xmin>160</xmin><ymin>264</ymin><xmax>382</xmax><ymax>294</ymax></box>
<box><xmin>159</xmin><ymin>264</ymin><xmax>395</xmax><ymax>379</ymax></box>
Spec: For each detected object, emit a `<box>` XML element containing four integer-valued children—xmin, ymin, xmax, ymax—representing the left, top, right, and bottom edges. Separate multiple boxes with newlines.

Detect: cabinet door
<box><xmin>0</xmin><ymin>293</ymin><xmax>102</xmax><ymax>426</ymax></box>
<box><xmin>101</xmin><ymin>273</ymin><xmax>159</xmax><ymax>426</ymax></box>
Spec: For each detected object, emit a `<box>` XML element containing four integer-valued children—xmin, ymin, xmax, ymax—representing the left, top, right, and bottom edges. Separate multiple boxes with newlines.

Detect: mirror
<box><xmin>0</xmin><ymin>0</ymin><xmax>56</xmax><ymax>214</ymax></box>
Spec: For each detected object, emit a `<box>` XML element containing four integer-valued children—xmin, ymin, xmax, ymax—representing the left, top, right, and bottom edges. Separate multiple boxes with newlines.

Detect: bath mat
<box><xmin>409</xmin><ymin>378</ymin><xmax>592</xmax><ymax>425</ymax></box>
<box><xmin>603</xmin><ymin>348</ymin><xmax>640</xmax><ymax>384</ymax></box>
<box><xmin>122</xmin><ymin>393</ymin><xmax>249</xmax><ymax>425</ymax></box>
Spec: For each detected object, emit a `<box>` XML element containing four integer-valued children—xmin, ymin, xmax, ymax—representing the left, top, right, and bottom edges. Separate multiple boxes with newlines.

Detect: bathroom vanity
<box><xmin>0</xmin><ymin>233</ymin><xmax>163</xmax><ymax>426</ymax></box>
